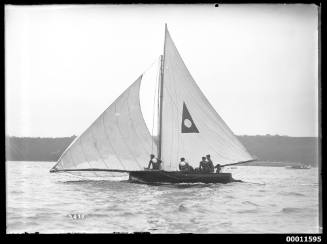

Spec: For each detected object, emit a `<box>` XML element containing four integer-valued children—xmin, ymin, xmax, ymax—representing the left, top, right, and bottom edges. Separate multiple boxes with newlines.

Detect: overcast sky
<box><xmin>5</xmin><ymin>4</ymin><xmax>319</xmax><ymax>138</ymax></box>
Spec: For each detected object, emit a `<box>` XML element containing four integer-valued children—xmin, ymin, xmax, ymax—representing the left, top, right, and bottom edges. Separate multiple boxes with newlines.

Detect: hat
<box><xmin>202</xmin><ymin>156</ymin><xmax>206</xmax><ymax>160</ymax></box>
<box><xmin>150</xmin><ymin>154</ymin><xmax>154</xmax><ymax>157</ymax></box>
<box><xmin>180</xmin><ymin>157</ymin><xmax>185</xmax><ymax>161</ymax></box>
<box><xmin>206</xmin><ymin>154</ymin><xmax>210</xmax><ymax>157</ymax></box>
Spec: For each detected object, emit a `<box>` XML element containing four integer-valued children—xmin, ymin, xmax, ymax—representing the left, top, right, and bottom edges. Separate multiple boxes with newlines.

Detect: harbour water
<box><xmin>6</xmin><ymin>161</ymin><xmax>321</xmax><ymax>233</ymax></box>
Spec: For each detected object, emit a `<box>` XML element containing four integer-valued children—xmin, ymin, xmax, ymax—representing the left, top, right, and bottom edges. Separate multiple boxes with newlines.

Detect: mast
<box><xmin>158</xmin><ymin>23</ymin><xmax>167</xmax><ymax>160</ymax></box>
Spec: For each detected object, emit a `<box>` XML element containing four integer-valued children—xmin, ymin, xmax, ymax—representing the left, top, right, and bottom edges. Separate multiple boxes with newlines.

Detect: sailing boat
<box><xmin>50</xmin><ymin>24</ymin><xmax>256</xmax><ymax>183</ymax></box>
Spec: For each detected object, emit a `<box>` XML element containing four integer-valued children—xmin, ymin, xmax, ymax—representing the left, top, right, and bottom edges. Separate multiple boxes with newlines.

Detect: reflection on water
<box><xmin>6</xmin><ymin>161</ymin><xmax>321</xmax><ymax>233</ymax></box>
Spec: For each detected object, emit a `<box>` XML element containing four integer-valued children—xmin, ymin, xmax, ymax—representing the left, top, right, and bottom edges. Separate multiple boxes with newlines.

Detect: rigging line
<box><xmin>102</xmin><ymin>112</ymin><xmax>127</xmax><ymax>171</ymax></box>
<box><xmin>114</xmin><ymin>97</ymin><xmax>143</xmax><ymax>170</ymax></box>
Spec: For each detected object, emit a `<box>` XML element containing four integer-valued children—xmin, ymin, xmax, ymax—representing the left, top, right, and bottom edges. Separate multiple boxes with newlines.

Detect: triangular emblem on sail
<box><xmin>181</xmin><ymin>102</ymin><xmax>199</xmax><ymax>133</ymax></box>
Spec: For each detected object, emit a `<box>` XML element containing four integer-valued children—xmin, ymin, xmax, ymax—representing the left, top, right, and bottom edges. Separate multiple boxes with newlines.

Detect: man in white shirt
<box><xmin>179</xmin><ymin>157</ymin><xmax>193</xmax><ymax>172</ymax></box>
<box><xmin>146</xmin><ymin>154</ymin><xmax>162</xmax><ymax>170</ymax></box>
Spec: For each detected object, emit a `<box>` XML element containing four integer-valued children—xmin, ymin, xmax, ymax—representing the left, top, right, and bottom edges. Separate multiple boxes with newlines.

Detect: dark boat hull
<box><xmin>129</xmin><ymin>170</ymin><xmax>235</xmax><ymax>184</ymax></box>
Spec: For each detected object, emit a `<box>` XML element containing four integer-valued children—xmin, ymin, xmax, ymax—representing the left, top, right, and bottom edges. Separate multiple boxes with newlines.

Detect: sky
<box><xmin>5</xmin><ymin>4</ymin><xmax>319</xmax><ymax>138</ymax></box>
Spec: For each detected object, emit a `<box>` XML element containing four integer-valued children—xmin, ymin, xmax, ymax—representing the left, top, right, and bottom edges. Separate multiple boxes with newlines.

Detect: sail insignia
<box><xmin>181</xmin><ymin>102</ymin><xmax>199</xmax><ymax>133</ymax></box>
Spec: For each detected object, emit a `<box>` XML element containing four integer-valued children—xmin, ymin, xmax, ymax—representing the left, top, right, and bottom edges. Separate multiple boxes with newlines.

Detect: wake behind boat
<box><xmin>50</xmin><ymin>24</ymin><xmax>256</xmax><ymax>184</ymax></box>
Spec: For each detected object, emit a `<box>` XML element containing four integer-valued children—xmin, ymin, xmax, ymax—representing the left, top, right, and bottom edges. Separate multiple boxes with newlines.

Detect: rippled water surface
<box><xmin>6</xmin><ymin>161</ymin><xmax>321</xmax><ymax>233</ymax></box>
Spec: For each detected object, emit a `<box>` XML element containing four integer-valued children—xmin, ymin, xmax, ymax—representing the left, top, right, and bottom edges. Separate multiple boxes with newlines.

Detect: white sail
<box><xmin>160</xmin><ymin>26</ymin><xmax>254</xmax><ymax>171</ymax></box>
<box><xmin>51</xmin><ymin>75</ymin><xmax>156</xmax><ymax>172</ymax></box>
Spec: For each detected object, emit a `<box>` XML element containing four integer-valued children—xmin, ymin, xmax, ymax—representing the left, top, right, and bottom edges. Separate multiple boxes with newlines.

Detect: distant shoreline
<box><xmin>5</xmin><ymin>135</ymin><xmax>319</xmax><ymax>166</ymax></box>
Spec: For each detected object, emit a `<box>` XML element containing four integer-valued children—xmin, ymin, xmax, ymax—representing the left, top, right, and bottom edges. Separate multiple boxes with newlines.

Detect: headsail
<box><xmin>160</xmin><ymin>26</ymin><xmax>254</xmax><ymax>171</ymax></box>
<box><xmin>51</xmin><ymin>75</ymin><xmax>156</xmax><ymax>173</ymax></box>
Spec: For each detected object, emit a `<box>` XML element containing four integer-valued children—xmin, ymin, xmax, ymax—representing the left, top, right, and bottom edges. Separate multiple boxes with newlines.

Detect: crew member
<box><xmin>179</xmin><ymin>158</ymin><xmax>193</xmax><ymax>172</ymax></box>
<box><xmin>214</xmin><ymin>164</ymin><xmax>222</xmax><ymax>174</ymax></box>
<box><xmin>206</xmin><ymin>154</ymin><xmax>215</xmax><ymax>173</ymax></box>
<box><xmin>146</xmin><ymin>154</ymin><xmax>162</xmax><ymax>170</ymax></box>
<box><xmin>199</xmin><ymin>156</ymin><xmax>211</xmax><ymax>173</ymax></box>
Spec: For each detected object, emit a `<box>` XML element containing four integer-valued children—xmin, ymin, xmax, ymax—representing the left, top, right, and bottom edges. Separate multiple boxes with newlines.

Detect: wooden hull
<box><xmin>129</xmin><ymin>170</ymin><xmax>235</xmax><ymax>184</ymax></box>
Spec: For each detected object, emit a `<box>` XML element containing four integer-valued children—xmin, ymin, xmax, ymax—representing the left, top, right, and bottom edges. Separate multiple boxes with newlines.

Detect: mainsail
<box><xmin>159</xmin><ymin>25</ymin><xmax>254</xmax><ymax>171</ymax></box>
<box><xmin>51</xmin><ymin>24</ymin><xmax>254</xmax><ymax>174</ymax></box>
<box><xmin>51</xmin><ymin>75</ymin><xmax>156</xmax><ymax>173</ymax></box>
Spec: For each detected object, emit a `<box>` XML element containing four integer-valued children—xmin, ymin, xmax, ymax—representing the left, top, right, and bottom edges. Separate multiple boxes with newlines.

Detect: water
<box><xmin>6</xmin><ymin>161</ymin><xmax>321</xmax><ymax>233</ymax></box>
